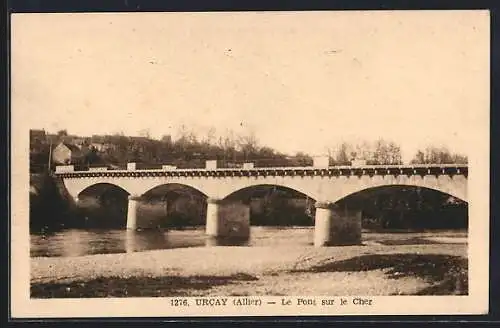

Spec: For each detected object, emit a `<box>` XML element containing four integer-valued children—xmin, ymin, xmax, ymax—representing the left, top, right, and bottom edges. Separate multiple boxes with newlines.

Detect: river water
<box><xmin>30</xmin><ymin>227</ymin><xmax>467</xmax><ymax>258</ymax></box>
<box><xmin>30</xmin><ymin>227</ymin><xmax>316</xmax><ymax>257</ymax></box>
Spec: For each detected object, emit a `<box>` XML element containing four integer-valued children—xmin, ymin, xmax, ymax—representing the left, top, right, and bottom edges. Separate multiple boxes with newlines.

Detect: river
<box><xmin>30</xmin><ymin>227</ymin><xmax>467</xmax><ymax>258</ymax></box>
<box><xmin>30</xmin><ymin>227</ymin><xmax>316</xmax><ymax>257</ymax></box>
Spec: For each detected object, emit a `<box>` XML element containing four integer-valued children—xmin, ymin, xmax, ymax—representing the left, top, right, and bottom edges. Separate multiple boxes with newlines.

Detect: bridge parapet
<box><xmin>54</xmin><ymin>164</ymin><xmax>468</xmax><ymax>179</ymax></box>
<box><xmin>88</xmin><ymin>167</ymin><xmax>108</xmax><ymax>172</ymax></box>
<box><xmin>55</xmin><ymin>165</ymin><xmax>74</xmax><ymax>173</ymax></box>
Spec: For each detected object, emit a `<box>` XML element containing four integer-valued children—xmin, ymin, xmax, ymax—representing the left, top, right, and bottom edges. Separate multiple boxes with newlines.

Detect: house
<box><xmin>90</xmin><ymin>142</ymin><xmax>116</xmax><ymax>152</ymax></box>
<box><xmin>129</xmin><ymin>136</ymin><xmax>150</xmax><ymax>142</ymax></box>
<box><xmin>46</xmin><ymin>134</ymin><xmax>59</xmax><ymax>144</ymax></box>
<box><xmin>126</xmin><ymin>136</ymin><xmax>149</xmax><ymax>153</ymax></box>
<box><xmin>91</xmin><ymin>135</ymin><xmax>107</xmax><ymax>143</ymax></box>
<box><xmin>351</xmin><ymin>159</ymin><xmax>367</xmax><ymax>167</ymax></box>
<box><xmin>313</xmin><ymin>156</ymin><xmax>329</xmax><ymax>168</ymax></box>
<box><xmin>89</xmin><ymin>135</ymin><xmax>116</xmax><ymax>152</ymax></box>
<box><xmin>52</xmin><ymin>142</ymin><xmax>84</xmax><ymax>165</ymax></box>
<box><xmin>72</xmin><ymin>138</ymin><xmax>90</xmax><ymax>149</ymax></box>
<box><xmin>29</xmin><ymin>129</ymin><xmax>47</xmax><ymax>151</ymax></box>
<box><xmin>29</xmin><ymin>129</ymin><xmax>46</xmax><ymax>142</ymax></box>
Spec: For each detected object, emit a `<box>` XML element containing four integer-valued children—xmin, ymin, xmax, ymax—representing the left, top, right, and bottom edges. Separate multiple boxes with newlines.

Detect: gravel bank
<box><xmin>31</xmin><ymin>244</ymin><xmax>466</xmax><ymax>284</ymax></box>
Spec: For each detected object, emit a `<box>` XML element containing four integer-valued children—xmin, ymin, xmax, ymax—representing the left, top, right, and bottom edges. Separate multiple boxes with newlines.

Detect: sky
<box><xmin>12</xmin><ymin>11</ymin><xmax>489</xmax><ymax>162</ymax></box>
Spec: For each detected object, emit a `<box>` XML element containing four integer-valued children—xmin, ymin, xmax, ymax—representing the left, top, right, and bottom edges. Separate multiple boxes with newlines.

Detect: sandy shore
<box><xmin>31</xmin><ymin>243</ymin><xmax>467</xmax><ymax>297</ymax></box>
<box><xmin>31</xmin><ymin>243</ymin><xmax>466</xmax><ymax>282</ymax></box>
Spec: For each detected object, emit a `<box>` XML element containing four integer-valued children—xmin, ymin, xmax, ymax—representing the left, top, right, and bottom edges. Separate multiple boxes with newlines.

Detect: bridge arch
<box><xmin>220</xmin><ymin>183</ymin><xmax>316</xmax><ymax>227</ymax></box>
<box><xmin>323</xmin><ymin>174</ymin><xmax>467</xmax><ymax>204</ymax></box>
<box><xmin>333</xmin><ymin>185</ymin><xmax>468</xmax><ymax>231</ymax></box>
<box><xmin>75</xmin><ymin>182</ymin><xmax>130</xmax><ymax>229</ymax></box>
<box><xmin>334</xmin><ymin>184</ymin><xmax>467</xmax><ymax>205</ymax></box>
<box><xmin>141</xmin><ymin>183</ymin><xmax>209</xmax><ymax>200</ymax></box>
<box><xmin>212</xmin><ymin>173</ymin><xmax>466</xmax><ymax>204</ymax></box>
<box><xmin>215</xmin><ymin>177</ymin><xmax>324</xmax><ymax>201</ymax></box>
<box><xmin>221</xmin><ymin>183</ymin><xmax>317</xmax><ymax>202</ymax></box>
<box><xmin>62</xmin><ymin>177</ymin><xmax>215</xmax><ymax>200</ymax></box>
<box><xmin>77</xmin><ymin>182</ymin><xmax>130</xmax><ymax>198</ymax></box>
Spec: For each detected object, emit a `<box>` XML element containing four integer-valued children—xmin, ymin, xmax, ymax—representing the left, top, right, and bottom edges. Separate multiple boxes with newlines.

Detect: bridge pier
<box><xmin>314</xmin><ymin>202</ymin><xmax>362</xmax><ymax>247</ymax></box>
<box><xmin>206</xmin><ymin>198</ymin><xmax>221</xmax><ymax>236</ymax></box>
<box><xmin>206</xmin><ymin>198</ymin><xmax>250</xmax><ymax>243</ymax></box>
<box><xmin>126</xmin><ymin>195</ymin><xmax>142</xmax><ymax>230</ymax></box>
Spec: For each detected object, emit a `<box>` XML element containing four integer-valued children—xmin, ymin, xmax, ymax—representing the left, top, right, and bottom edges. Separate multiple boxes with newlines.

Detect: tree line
<box><xmin>30</xmin><ymin>128</ymin><xmax>467</xmax><ymax>172</ymax></box>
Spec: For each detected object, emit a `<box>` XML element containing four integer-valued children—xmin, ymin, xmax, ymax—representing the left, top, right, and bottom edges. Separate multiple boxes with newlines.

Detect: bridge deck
<box><xmin>55</xmin><ymin>164</ymin><xmax>467</xmax><ymax>178</ymax></box>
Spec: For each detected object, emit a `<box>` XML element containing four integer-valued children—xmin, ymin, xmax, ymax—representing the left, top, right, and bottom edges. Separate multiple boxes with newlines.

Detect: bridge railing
<box><xmin>55</xmin><ymin>162</ymin><xmax>468</xmax><ymax>175</ymax></box>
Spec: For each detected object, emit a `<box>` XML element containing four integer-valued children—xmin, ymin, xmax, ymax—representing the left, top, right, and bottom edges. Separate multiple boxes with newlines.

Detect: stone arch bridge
<box><xmin>56</xmin><ymin>164</ymin><xmax>467</xmax><ymax>247</ymax></box>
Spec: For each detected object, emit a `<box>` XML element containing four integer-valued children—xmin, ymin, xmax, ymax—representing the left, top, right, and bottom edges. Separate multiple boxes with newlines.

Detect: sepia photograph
<box><xmin>10</xmin><ymin>10</ymin><xmax>489</xmax><ymax>317</ymax></box>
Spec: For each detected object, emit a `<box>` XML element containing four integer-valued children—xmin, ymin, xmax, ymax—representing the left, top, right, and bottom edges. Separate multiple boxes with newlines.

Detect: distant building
<box><xmin>89</xmin><ymin>135</ymin><xmax>116</xmax><ymax>152</ymax></box>
<box><xmin>72</xmin><ymin>138</ymin><xmax>90</xmax><ymax>149</ymax></box>
<box><xmin>129</xmin><ymin>136</ymin><xmax>150</xmax><ymax>143</ymax></box>
<box><xmin>351</xmin><ymin>159</ymin><xmax>367</xmax><ymax>167</ymax></box>
<box><xmin>242</xmin><ymin>162</ymin><xmax>255</xmax><ymax>169</ymax></box>
<box><xmin>91</xmin><ymin>135</ymin><xmax>107</xmax><ymax>143</ymax></box>
<box><xmin>128</xmin><ymin>136</ymin><xmax>149</xmax><ymax>153</ymax></box>
<box><xmin>29</xmin><ymin>129</ymin><xmax>46</xmax><ymax>141</ymax></box>
<box><xmin>52</xmin><ymin>142</ymin><xmax>84</xmax><ymax>165</ymax></box>
<box><xmin>90</xmin><ymin>142</ymin><xmax>116</xmax><ymax>152</ymax></box>
<box><xmin>313</xmin><ymin>156</ymin><xmax>329</xmax><ymax>168</ymax></box>
<box><xmin>205</xmin><ymin>160</ymin><xmax>218</xmax><ymax>169</ymax></box>
<box><xmin>161</xmin><ymin>135</ymin><xmax>172</xmax><ymax>144</ymax></box>
<box><xmin>226</xmin><ymin>162</ymin><xmax>243</xmax><ymax>169</ymax></box>
<box><xmin>46</xmin><ymin>134</ymin><xmax>59</xmax><ymax>144</ymax></box>
<box><xmin>29</xmin><ymin>129</ymin><xmax>46</xmax><ymax>149</ymax></box>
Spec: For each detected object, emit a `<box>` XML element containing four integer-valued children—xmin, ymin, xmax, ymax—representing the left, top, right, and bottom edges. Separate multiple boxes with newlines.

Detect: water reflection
<box><xmin>30</xmin><ymin>227</ymin><xmax>467</xmax><ymax>258</ymax></box>
<box><xmin>30</xmin><ymin>227</ymin><xmax>316</xmax><ymax>257</ymax></box>
<box><xmin>62</xmin><ymin>230</ymin><xmax>89</xmax><ymax>257</ymax></box>
<box><xmin>124</xmin><ymin>230</ymin><xmax>169</xmax><ymax>253</ymax></box>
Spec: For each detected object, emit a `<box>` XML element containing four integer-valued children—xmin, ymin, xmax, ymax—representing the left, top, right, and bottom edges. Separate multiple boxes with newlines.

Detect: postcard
<box><xmin>11</xmin><ymin>10</ymin><xmax>489</xmax><ymax>317</ymax></box>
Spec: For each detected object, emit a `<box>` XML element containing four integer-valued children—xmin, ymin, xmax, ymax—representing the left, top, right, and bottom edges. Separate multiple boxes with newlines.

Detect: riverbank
<box><xmin>30</xmin><ymin>173</ymin><xmax>80</xmax><ymax>232</ymax></box>
<box><xmin>31</xmin><ymin>242</ymin><xmax>467</xmax><ymax>297</ymax></box>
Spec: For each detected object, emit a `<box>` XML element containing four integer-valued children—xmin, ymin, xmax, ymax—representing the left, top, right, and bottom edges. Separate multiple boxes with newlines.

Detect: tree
<box><xmin>237</xmin><ymin>130</ymin><xmax>259</xmax><ymax>161</ymax></box>
<box><xmin>175</xmin><ymin>125</ymin><xmax>194</xmax><ymax>151</ymax></box>
<box><xmin>218</xmin><ymin>129</ymin><xmax>238</xmax><ymax>163</ymax></box>
<box><xmin>202</xmin><ymin>127</ymin><xmax>217</xmax><ymax>147</ymax></box>
<box><xmin>82</xmin><ymin>147</ymin><xmax>103</xmax><ymax>165</ymax></box>
<box><xmin>452</xmin><ymin>154</ymin><xmax>468</xmax><ymax>164</ymax></box>
<box><xmin>410</xmin><ymin>146</ymin><xmax>468</xmax><ymax>164</ymax></box>
<box><xmin>387</xmin><ymin>142</ymin><xmax>402</xmax><ymax>164</ymax></box>
<box><xmin>372</xmin><ymin>139</ymin><xmax>402</xmax><ymax>165</ymax></box>
<box><xmin>161</xmin><ymin>135</ymin><xmax>173</xmax><ymax>145</ymax></box>
<box><xmin>328</xmin><ymin>139</ymin><xmax>402</xmax><ymax>165</ymax></box>
<box><xmin>354</xmin><ymin>141</ymin><xmax>373</xmax><ymax>163</ymax></box>
<box><xmin>294</xmin><ymin>152</ymin><xmax>313</xmax><ymax>166</ymax></box>
<box><xmin>411</xmin><ymin>150</ymin><xmax>425</xmax><ymax>164</ymax></box>
<box><xmin>330</xmin><ymin>142</ymin><xmax>351</xmax><ymax>165</ymax></box>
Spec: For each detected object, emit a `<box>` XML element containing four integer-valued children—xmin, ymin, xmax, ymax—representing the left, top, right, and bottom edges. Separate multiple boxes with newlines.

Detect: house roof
<box><xmin>30</xmin><ymin>129</ymin><xmax>46</xmax><ymax>135</ymax></box>
<box><xmin>129</xmin><ymin>136</ymin><xmax>150</xmax><ymax>141</ymax></box>
<box><xmin>91</xmin><ymin>135</ymin><xmax>107</xmax><ymax>143</ymax></box>
<box><xmin>59</xmin><ymin>142</ymin><xmax>81</xmax><ymax>153</ymax></box>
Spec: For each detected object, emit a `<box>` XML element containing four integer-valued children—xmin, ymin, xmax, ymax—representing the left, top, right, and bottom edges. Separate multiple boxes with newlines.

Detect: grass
<box><xmin>31</xmin><ymin>273</ymin><xmax>259</xmax><ymax>298</ymax></box>
<box><xmin>376</xmin><ymin>237</ymin><xmax>446</xmax><ymax>246</ymax></box>
<box><xmin>291</xmin><ymin>253</ymin><xmax>468</xmax><ymax>295</ymax></box>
